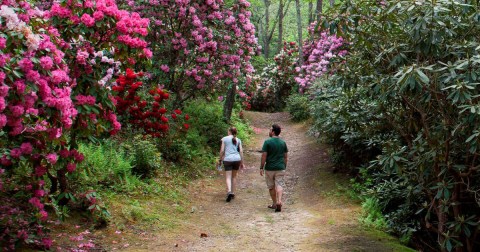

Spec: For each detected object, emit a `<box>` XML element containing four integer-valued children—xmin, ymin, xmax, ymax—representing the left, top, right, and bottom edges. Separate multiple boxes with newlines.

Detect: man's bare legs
<box><xmin>275</xmin><ymin>184</ymin><xmax>283</xmax><ymax>208</ymax></box>
<box><xmin>269</xmin><ymin>188</ymin><xmax>276</xmax><ymax>206</ymax></box>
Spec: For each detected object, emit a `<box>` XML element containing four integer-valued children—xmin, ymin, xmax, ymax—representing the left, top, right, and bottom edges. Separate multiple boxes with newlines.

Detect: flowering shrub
<box><xmin>250</xmin><ymin>41</ymin><xmax>299</xmax><ymax>111</ymax></box>
<box><xmin>113</xmin><ymin>68</ymin><xmax>190</xmax><ymax>138</ymax></box>
<box><xmin>295</xmin><ymin>22</ymin><xmax>347</xmax><ymax>91</ymax></box>
<box><xmin>0</xmin><ymin>0</ymin><xmax>150</xmax><ymax>249</ymax></box>
<box><xmin>125</xmin><ymin>0</ymin><xmax>257</xmax><ymax>105</ymax></box>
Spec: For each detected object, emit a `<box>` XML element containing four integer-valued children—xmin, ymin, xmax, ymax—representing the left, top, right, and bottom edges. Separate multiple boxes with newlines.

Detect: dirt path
<box><xmin>122</xmin><ymin>111</ymin><xmax>412</xmax><ymax>252</ymax></box>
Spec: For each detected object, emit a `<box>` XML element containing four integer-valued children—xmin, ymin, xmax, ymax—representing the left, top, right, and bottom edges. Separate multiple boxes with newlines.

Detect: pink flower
<box><xmin>75</xmin><ymin>95</ymin><xmax>96</xmax><ymax>105</ymax></box>
<box><xmin>142</xmin><ymin>48</ymin><xmax>153</xmax><ymax>58</ymax></box>
<box><xmin>35</xmin><ymin>165</ymin><xmax>47</xmax><ymax>176</ymax></box>
<box><xmin>160</xmin><ymin>65</ymin><xmax>170</xmax><ymax>73</ymax></box>
<box><xmin>42</xmin><ymin>238</ymin><xmax>52</xmax><ymax>249</ymax></box>
<box><xmin>28</xmin><ymin>197</ymin><xmax>44</xmax><ymax>209</ymax></box>
<box><xmin>10</xmin><ymin>148</ymin><xmax>22</xmax><ymax>159</ymax></box>
<box><xmin>76</xmin><ymin>50</ymin><xmax>89</xmax><ymax>65</ymax></box>
<box><xmin>34</xmin><ymin>189</ymin><xmax>45</xmax><ymax>197</ymax></box>
<box><xmin>18</xmin><ymin>58</ymin><xmax>34</xmax><ymax>71</ymax></box>
<box><xmin>93</xmin><ymin>11</ymin><xmax>104</xmax><ymax>21</ymax></box>
<box><xmin>0</xmin><ymin>85</ymin><xmax>8</xmax><ymax>97</ymax></box>
<box><xmin>39</xmin><ymin>56</ymin><xmax>54</xmax><ymax>70</ymax></box>
<box><xmin>80</xmin><ymin>13</ymin><xmax>95</xmax><ymax>27</ymax></box>
<box><xmin>59</xmin><ymin>149</ymin><xmax>70</xmax><ymax>158</ymax></box>
<box><xmin>66</xmin><ymin>163</ymin><xmax>76</xmax><ymax>173</ymax></box>
<box><xmin>218</xmin><ymin>96</ymin><xmax>224</xmax><ymax>101</ymax></box>
<box><xmin>0</xmin><ymin>38</ymin><xmax>5</xmax><ymax>50</ymax></box>
<box><xmin>20</xmin><ymin>142</ymin><xmax>33</xmax><ymax>155</ymax></box>
<box><xmin>51</xmin><ymin>69</ymin><xmax>70</xmax><ymax>84</ymax></box>
<box><xmin>17</xmin><ymin>230</ymin><xmax>28</xmax><ymax>240</ymax></box>
<box><xmin>39</xmin><ymin>210</ymin><xmax>48</xmax><ymax>221</ymax></box>
<box><xmin>45</xmin><ymin>153</ymin><xmax>58</xmax><ymax>164</ymax></box>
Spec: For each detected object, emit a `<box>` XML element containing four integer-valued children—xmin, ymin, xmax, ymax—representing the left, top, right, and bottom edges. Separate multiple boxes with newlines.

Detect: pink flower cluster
<box><xmin>295</xmin><ymin>32</ymin><xmax>347</xmax><ymax>90</ymax></box>
<box><xmin>128</xmin><ymin>0</ymin><xmax>257</xmax><ymax>102</ymax></box>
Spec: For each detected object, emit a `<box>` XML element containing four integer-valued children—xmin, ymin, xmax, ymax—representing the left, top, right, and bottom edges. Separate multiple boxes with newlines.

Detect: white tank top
<box><xmin>222</xmin><ymin>135</ymin><xmax>241</xmax><ymax>162</ymax></box>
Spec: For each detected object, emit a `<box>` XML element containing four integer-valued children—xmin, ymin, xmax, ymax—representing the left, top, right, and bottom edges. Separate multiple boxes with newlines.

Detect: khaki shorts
<box><xmin>265</xmin><ymin>170</ymin><xmax>286</xmax><ymax>189</ymax></box>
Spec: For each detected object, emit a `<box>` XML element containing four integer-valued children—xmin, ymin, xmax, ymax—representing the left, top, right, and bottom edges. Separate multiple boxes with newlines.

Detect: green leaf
<box><xmin>416</xmin><ymin>69</ymin><xmax>430</xmax><ymax>84</ymax></box>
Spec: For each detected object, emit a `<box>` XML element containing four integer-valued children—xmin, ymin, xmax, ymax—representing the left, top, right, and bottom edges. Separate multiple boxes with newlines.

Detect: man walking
<box><xmin>260</xmin><ymin>124</ymin><xmax>288</xmax><ymax>212</ymax></box>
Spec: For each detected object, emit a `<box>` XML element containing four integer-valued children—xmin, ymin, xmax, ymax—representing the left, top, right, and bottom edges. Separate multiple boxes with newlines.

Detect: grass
<box><xmin>265</xmin><ymin>215</ymin><xmax>274</xmax><ymax>224</ymax></box>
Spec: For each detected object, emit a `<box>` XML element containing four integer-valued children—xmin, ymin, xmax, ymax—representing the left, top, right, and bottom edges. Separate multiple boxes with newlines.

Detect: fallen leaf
<box><xmin>200</xmin><ymin>233</ymin><xmax>208</xmax><ymax>238</ymax></box>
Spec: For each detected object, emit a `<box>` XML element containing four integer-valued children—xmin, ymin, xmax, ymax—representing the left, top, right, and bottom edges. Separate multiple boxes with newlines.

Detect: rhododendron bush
<box><xmin>113</xmin><ymin>68</ymin><xmax>190</xmax><ymax>138</ymax></box>
<box><xmin>124</xmin><ymin>0</ymin><xmax>257</xmax><ymax>105</ymax></box>
<box><xmin>295</xmin><ymin>22</ymin><xmax>347</xmax><ymax>92</ymax></box>
<box><xmin>251</xmin><ymin>41</ymin><xmax>299</xmax><ymax>112</ymax></box>
<box><xmin>0</xmin><ymin>0</ymin><xmax>150</xmax><ymax>249</ymax></box>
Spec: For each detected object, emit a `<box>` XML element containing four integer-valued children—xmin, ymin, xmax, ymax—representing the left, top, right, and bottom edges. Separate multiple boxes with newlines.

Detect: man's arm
<box><xmin>260</xmin><ymin>152</ymin><xmax>267</xmax><ymax>176</ymax></box>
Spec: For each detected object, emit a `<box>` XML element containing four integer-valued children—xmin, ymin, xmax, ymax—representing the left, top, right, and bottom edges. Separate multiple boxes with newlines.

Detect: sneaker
<box><xmin>226</xmin><ymin>193</ymin><xmax>234</xmax><ymax>202</ymax></box>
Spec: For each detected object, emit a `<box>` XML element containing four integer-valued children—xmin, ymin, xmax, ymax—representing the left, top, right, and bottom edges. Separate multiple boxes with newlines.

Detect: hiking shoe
<box><xmin>226</xmin><ymin>193</ymin><xmax>234</xmax><ymax>202</ymax></box>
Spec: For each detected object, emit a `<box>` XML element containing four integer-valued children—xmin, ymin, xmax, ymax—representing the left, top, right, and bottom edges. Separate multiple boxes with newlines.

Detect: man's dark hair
<box><xmin>272</xmin><ymin>124</ymin><xmax>281</xmax><ymax>136</ymax></box>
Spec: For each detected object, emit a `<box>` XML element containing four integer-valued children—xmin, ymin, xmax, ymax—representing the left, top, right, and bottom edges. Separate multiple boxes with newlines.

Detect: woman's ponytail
<box><xmin>230</xmin><ymin>127</ymin><xmax>238</xmax><ymax>146</ymax></box>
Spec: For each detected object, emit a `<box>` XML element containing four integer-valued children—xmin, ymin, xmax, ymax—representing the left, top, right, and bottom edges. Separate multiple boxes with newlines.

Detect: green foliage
<box><xmin>183</xmin><ymin>100</ymin><xmax>229</xmax><ymax>150</ymax></box>
<box><xmin>314</xmin><ymin>1</ymin><xmax>480</xmax><ymax>250</ymax></box>
<box><xmin>75</xmin><ymin>139</ymin><xmax>144</xmax><ymax>193</ymax></box>
<box><xmin>122</xmin><ymin>136</ymin><xmax>162</xmax><ymax>178</ymax></box>
<box><xmin>286</xmin><ymin>93</ymin><xmax>310</xmax><ymax>121</ymax></box>
<box><xmin>359</xmin><ymin>197</ymin><xmax>387</xmax><ymax>230</ymax></box>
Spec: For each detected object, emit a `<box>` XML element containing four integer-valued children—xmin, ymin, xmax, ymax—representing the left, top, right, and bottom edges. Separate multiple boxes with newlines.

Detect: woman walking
<box><xmin>218</xmin><ymin>127</ymin><xmax>244</xmax><ymax>202</ymax></box>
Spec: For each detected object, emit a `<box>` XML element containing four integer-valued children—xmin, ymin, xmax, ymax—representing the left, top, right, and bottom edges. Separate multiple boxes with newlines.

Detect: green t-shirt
<box><xmin>261</xmin><ymin>137</ymin><xmax>288</xmax><ymax>171</ymax></box>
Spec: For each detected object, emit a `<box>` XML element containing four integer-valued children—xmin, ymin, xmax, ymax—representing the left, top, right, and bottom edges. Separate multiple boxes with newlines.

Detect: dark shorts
<box><xmin>223</xmin><ymin>161</ymin><xmax>241</xmax><ymax>171</ymax></box>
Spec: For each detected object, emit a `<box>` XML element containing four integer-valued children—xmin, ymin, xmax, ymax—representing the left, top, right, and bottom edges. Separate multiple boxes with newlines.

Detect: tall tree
<box><xmin>263</xmin><ymin>0</ymin><xmax>271</xmax><ymax>57</ymax></box>
<box><xmin>295</xmin><ymin>0</ymin><xmax>304</xmax><ymax>66</ymax></box>
<box><xmin>278</xmin><ymin>0</ymin><xmax>285</xmax><ymax>53</ymax></box>
<box><xmin>308</xmin><ymin>0</ymin><xmax>314</xmax><ymax>24</ymax></box>
<box><xmin>316</xmin><ymin>0</ymin><xmax>323</xmax><ymax>21</ymax></box>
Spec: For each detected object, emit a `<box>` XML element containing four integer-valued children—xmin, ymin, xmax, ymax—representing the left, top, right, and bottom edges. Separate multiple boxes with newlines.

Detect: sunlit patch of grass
<box><xmin>265</xmin><ymin>215</ymin><xmax>274</xmax><ymax>224</ymax></box>
<box><xmin>219</xmin><ymin>222</ymin><xmax>239</xmax><ymax>236</ymax></box>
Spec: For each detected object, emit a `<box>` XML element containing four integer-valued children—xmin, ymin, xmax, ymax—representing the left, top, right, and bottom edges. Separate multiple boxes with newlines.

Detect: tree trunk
<box><xmin>315</xmin><ymin>0</ymin><xmax>323</xmax><ymax>22</ymax></box>
<box><xmin>223</xmin><ymin>83</ymin><xmax>236</xmax><ymax>123</ymax></box>
<box><xmin>263</xmin><ymin>0</ymin><xmax>271</xmax><ymax>58</ymax></box>
<box><xmin>295</xmin><ymin>0</ymin><xmax>304</xmax><ymax>66</ymax></box>
<box><xmin>308</xmin><ymin>1</ymin><xmax>314</xmax><ymax>25</ymax></box>
<box><xmin>277</xmin><ymin>0</ymin><xmax>284</xmax><ymax>54</ymax></box>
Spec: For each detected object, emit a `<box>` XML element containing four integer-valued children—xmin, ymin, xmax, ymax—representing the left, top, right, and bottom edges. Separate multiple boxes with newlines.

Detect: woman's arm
<box><xmin>219</xmin><ymin>140</ymin><xmax>225</xmax><ymax>163</ymax></box>
<box><xmin>239</xmin><ymin>143</ymin><xmax>244</xmax><ymax>169</ymax></box>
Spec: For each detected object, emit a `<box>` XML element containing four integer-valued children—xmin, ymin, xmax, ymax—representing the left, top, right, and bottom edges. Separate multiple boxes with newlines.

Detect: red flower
<box><xmin>159</xmin><ymin>107</ymin><xmax>167</xmax><ymax>114</ymax></box>
<box><xmin>112</xmin><ymin>86</ymin><xmax>124</xmax><ymax>92</ymax></box>
<box><xmin>185</xmin><ymin>114</ymin><xmax>190</xmax><ymax>120</ymax></box>
<box><xmin>171</xmin><ymin>113</ymin><xmax>177</xmax><ymax>119</ymax></box>
<box><xmin>161</xmin><ymin>116</ymin><xmax>168</xmax><ymax>123</ymax></box>
<box><xmin>174</xmin><ymin>109</ymin><xmax>182</xmax><ymax>115</ymax></box>
<box><xmin>184</xmin><ymin>123</ymin><xmax>189</xmax><ymax>129</ymax></box>
<box><xmin>154</xmin><ymin>96</ymin><xmax>162</xmax><ymax>102</ymax></box>
<box><xmin>161</xmin><ymin>92</ymin><xmax>169</xmax><ymax>99</ymax></box>
<box><xmin>126</xmin><ymin>68</ymin><xmax>136</xmax><ymax>79</ymax></box>
<box><xmin>149</xmin><ymin>89</ymin><xmax>156</xmax><ymax>95</ymax></box>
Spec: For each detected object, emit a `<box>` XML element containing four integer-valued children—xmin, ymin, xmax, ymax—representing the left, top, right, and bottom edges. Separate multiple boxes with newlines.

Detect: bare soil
<box><xmin>55</xmin><ymin>111</ymin><xmax>414</xmax><ymax>251</ymax></box>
